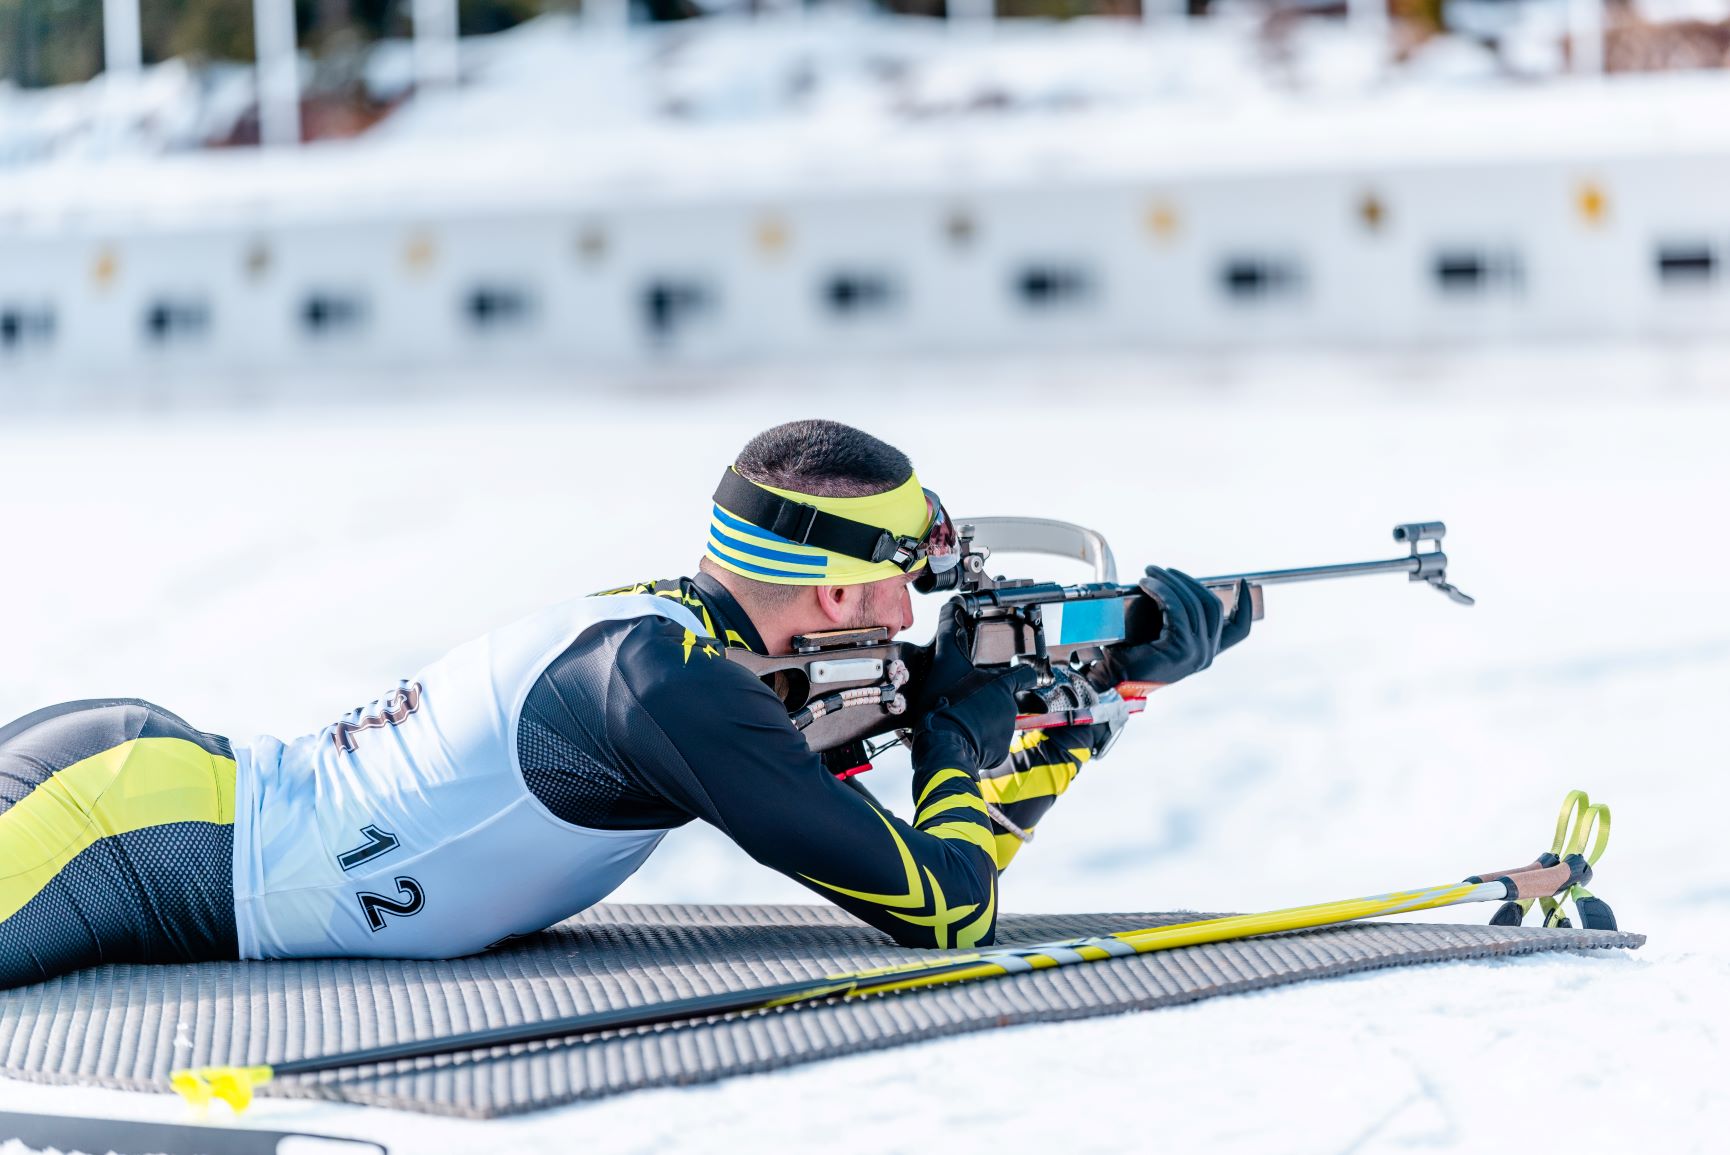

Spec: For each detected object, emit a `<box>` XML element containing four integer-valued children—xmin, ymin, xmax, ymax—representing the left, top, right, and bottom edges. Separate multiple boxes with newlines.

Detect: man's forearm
<box><xmin>909</xmin><ymin>731</ymin><xmax>996</xmax><ymax>865</ymax></box>
<box><xmin>977</xmin><ymin>721</ymin><xmax>1110</xmax><ymax>869</ymax></box>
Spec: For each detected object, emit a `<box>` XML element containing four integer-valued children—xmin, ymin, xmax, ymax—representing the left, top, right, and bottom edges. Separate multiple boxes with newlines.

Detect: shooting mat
<box><xmin>0</xmin><ymin>904</ymin><xmax>1642</xmax><ymax>1118</ymax></box>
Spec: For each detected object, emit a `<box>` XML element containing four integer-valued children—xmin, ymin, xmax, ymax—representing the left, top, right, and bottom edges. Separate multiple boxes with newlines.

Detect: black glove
<box><xmin>909</xmin><ymin>600</ymin><xmax>1040</xmax><ymax>770</ymax></box>
<box><xmin>1110</xmin><ymin>567</ymin><xmax>1252</xmax><ymax>686</ymax></box>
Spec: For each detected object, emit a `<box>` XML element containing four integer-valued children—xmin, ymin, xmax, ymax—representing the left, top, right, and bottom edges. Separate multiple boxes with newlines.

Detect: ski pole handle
<box><xmin>1502</xmin><ymin>858</ymin><xmax>1587</xmax><ymax>901</ymax></box>
<box><xmin>1466</xmin><ymin>852</ymin><xmax>1561</xmax><ymax>886</ymax></box>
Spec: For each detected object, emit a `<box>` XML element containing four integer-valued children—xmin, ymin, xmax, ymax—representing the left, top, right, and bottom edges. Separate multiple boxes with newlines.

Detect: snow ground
<box><xmin>0</xmin><ymin>345</ymin><xmax>1726</xmax><ymax>1152</ymax></box>
<box><xmin>17</xmin><ymin>1</ymin><xmax>1730</xmax><ymax>172</ymax></box>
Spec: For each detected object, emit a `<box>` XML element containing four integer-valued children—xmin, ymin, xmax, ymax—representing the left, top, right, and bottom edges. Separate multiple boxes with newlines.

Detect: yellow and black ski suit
<box><xmin>0</xmin><ymin>574</ymin><xmax>1102</xmax><ymax>987</ymax></box>
<box><xmin>0</xmin><ymin>699</ymin><xmax>240</xmax><ymax>987</ymax></box>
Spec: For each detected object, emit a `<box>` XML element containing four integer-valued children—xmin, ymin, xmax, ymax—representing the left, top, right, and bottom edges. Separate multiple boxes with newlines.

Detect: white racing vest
<box><xmin>231</xmin><ymin>594</ymin><xmax>705</xmax><ymax>960</ymax></box>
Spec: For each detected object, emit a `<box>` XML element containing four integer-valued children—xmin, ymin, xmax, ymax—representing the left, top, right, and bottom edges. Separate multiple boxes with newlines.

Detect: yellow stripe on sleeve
<box><xmin>914</xmin><ymin>792</ymin><xmax>989</xmax><ymax>828</ymax></box>
<box><xmin>922</xmin><ymin>820</ymin><xmax>997</xmax><ymax>860</ymax></box>
<box><xmin>978</xmin><ymin>759</ymin><xmax>1079</xmax><ymax>806</ymax></box>
<box><xmin>0</xmin><ymin>738</ymin><xmax>237</xmax><ymax>922</ymax></box>
<box><xmin>800</xmin><ymin>806</ymin><xmax>929</xmax><ymax>910</ymax></box>
<box><xmin>956</xmin><ymin>877</ymin><xmax>996</xmax><ymax>948</ymax></box>
<box><xmin>915</xmin><ymin>767</ymin><xmax>973</xmax><ymax>808</ymax></box>
<box><xmin>990</xmin><ymin>830</ymin><xmax>1027</xmax><ymax>871</ymax></box>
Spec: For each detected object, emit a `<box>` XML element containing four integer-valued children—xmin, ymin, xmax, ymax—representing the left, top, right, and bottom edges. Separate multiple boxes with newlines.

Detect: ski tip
<box><xmin>170</xmin><ymin>1065</ymin><xmax>274</xmax><ymax>1112</ymax></box>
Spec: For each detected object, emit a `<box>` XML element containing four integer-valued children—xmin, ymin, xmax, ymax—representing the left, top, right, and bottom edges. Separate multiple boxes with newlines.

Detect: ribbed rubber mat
<box><xmin>0</xmin><ymin>904</ymin><xmax>1642</xmax><ymax>1118</ymax></box>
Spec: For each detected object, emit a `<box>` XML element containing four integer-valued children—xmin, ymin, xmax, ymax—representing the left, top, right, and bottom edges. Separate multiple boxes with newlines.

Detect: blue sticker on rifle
<box><xmin>1054</xmin><ymin>599</ymin><xmax>1125</xmax><ymax>647</ymax></box>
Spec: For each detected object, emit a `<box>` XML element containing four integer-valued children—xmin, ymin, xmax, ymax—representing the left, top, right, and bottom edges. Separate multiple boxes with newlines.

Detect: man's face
<box><xmin>844</xmin><ymin>572</ymin><xmax>918</xmax><ymax>637</ymax></box>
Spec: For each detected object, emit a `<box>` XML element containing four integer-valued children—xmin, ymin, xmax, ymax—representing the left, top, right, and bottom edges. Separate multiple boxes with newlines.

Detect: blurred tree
<box><xmin>1389</xmin><ymin>0</ymin><xmax>1443</xmax><ymax>38</ymax></box>
<box><xmin>143</xmin><ymin>0</ymin><xmax>257</xmax><ymax>63</ymax></box>
<box><xmin>461</xmin><ymin>0</ymin><xmax>543</xmax><ymax>34</ymax></box>
<box><xmin>995</xmin><ymin>0</ymin><xmax>1140</xmax><ymax>17</ymax></box>
<box><xmin>638</xmin><ymin>0</ymin><xmax>703</xmax><ymax>21</ymax></box>
<box><xmin>0</xmin><ymin>0</ymin><xmax>574</xmax><ymax>86</ymax></box>
<box><xmin>876</xmin><ymin>0</ymin><xmax>1163</xmax><ymax>16</ymax></box>
<box><xmin>1</xmin><ymin>0</ymin><xmax>104</xmax><ymax>86</ymax></box>
<box><xmin>0</xmin><ymin>0</ymin><xmax>1294</xmax><ymax>89</ymax></box>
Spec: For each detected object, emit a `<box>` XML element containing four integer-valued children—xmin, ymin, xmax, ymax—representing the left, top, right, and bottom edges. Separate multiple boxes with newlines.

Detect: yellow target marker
<box><xmin>1144</xmin><ymin>200</ymin><xmax>1180</xmax><ymax>241</ymax></box>
<box><xmin>403</xmin><ymin>231</ymin><xmax>438</xmax><ymax>273</ymax></box>
<box><xmin>90</xmin><ymin>246</ymin><xmax>119</xmax><ymax>290</ymax></box>
<box><xmin>1357</xmin><ymin>191</ymin><xmax>1387</xmax><ymax>233</ymax></box>
<box><xmin>1576</xmin><ymin>181</ymin><xmax>1610</xmax><ymax>228</ymax></box>
<box><xmin>755</xmin><ymin>216</ymin><xmax>790</xmax><ymax>257</ymax></box>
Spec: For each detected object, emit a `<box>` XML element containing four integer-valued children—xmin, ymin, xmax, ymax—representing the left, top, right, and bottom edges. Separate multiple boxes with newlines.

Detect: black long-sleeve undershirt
<box><xmin>517</xmin><ymin>577</ymin><xmax>999</xmax><ymax>949</ymax></box>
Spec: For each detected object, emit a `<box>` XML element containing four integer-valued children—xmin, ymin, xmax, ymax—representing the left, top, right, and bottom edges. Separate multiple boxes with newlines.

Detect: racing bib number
<box><xmin>357</xmin><ymin>876</ymin><xmax>426</xmax><ymax>932</ymax></box>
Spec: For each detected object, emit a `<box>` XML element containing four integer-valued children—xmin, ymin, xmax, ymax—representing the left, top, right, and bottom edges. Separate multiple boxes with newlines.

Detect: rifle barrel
<box><xmin>1200</xmin><ymin>555</ymin><xmax>1422</xmax><ymax>587</ymax></box>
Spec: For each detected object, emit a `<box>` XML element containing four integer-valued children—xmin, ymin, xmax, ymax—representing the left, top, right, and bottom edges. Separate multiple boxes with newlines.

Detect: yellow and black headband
<box><xmin>707</xmin><ymin>468</ymin><xmax>937</xmax><ymax>586</ymax></box>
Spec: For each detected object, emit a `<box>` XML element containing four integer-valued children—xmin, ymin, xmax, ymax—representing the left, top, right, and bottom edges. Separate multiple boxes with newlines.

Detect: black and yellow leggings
<box><xmin>0</xmin><ymin>699</ymin><xmax>240</xmax><ymax>989</ymax></box>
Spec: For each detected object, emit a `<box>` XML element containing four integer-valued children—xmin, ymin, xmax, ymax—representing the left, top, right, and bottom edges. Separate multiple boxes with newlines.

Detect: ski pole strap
<box><xmin>1467</xmin><ymin>792</ymin><xmax>1609</xmax><ymax>889</ymax></box>
<box><xmin>1552</xmin><ymin>790</ymin><xmax>1591</xmax><ymax>857</ymax></box>
<box><xmin>1569</xmin><ymin>802</ymin><xmax>1610</xmax><ymax>866</ymax></box>
<box><xmin>1478</xmin><ymin>792</ymin><xmax>1614</xmax><ymax>929</ymax></box>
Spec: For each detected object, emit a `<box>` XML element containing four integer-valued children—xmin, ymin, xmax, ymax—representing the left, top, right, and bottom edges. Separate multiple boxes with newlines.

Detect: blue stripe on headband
<box><xmin>708</xmin><ymin>523</ymin><xmax>827</xmax><ymax>568</ymax></box>
<box><xmin>706</xmin><ymin>544</ymin><xmax>824</xmax><ymax>581</ymax></box>
<box><xmin>711</xmin><ymin>503</ymin><xmax>803</xmax><ymax>546</ymax></box>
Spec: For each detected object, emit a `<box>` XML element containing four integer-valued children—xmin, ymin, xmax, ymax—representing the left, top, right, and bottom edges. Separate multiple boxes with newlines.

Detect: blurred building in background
<box><xmin>4</xmin><ymin>0</ymin><xmax>1730</xmax><ymax>378</ymax></box>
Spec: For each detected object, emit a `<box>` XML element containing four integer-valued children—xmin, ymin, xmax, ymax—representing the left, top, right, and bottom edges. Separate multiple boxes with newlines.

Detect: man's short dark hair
<box><xmin>733</xmin><ymin>420</ymin><xmax>912</xmax><ymax>498</ymax></box>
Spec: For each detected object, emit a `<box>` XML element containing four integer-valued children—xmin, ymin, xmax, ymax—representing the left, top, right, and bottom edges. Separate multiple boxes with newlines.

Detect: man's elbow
<box><xmin>884</xmin><ymin>875</ymin><xmax>997</xmax><ymax>950</ymax></box>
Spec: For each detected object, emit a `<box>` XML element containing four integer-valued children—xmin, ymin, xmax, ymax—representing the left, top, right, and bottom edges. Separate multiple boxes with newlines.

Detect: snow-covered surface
<box><xmin>9</xmin><ymin>4</ymin><xmax>1730</xmax><ymax>177</ymax></box>
<box><xmin>0</xmin><ymin>60</ymin><xmax>255</xmax><ymax>167</ymax></box>
<box><xmin>5</xmin><ymin>13</ymin><xmax>1375</xmax><ymax>167</ymax></box>
<box><xmin>0</xmin><ymin>345</ymin><xmax>1726</xmax><ymax>1151</ymax></box>
<box><xmin>12</xmin><ymin>66</ymin><xmax>1730</xmax><ymax>229</ymax></box>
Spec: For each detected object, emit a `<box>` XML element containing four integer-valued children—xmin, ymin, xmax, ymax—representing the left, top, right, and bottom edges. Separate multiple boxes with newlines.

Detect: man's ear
<box><xmin>813</xmin><ymin>584</ymin><xmax>853</xmax><ymax>626</ymax></box>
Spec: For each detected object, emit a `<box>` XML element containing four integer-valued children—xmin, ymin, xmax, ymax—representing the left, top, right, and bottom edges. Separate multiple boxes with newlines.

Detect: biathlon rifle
<box><xmin>727</xmin><ymin>520</ymin><xmax>1474</xmax><ymax>769</ymax></box>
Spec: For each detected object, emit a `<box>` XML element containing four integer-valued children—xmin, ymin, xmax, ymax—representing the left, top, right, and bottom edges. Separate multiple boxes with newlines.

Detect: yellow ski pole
<box><xmin>172</xmin><ymin>856</ymin><xmax>1585</xmax><ymax>1113</ymax></box>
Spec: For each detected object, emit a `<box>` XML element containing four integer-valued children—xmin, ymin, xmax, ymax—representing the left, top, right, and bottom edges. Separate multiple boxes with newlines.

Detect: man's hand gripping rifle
<box><xmin>727</xmin><ymin>520</ymin><xmax>1474</xmax><ymax>773</ymax></box>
